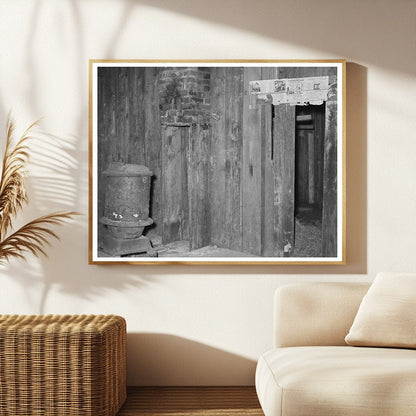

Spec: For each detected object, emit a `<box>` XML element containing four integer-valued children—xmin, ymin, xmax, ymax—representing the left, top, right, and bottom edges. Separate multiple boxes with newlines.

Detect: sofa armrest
<box><xmin>274</xmin><ymin>282</ymin><xmax>370</xmax><ymax>348</ymax></box>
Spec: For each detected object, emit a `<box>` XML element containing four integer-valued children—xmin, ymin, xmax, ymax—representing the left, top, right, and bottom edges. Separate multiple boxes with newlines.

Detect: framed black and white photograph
<box><xmin>89</xmin><ymin>60</ymin><xmax>346</xmax><ymax>264</ymax></box>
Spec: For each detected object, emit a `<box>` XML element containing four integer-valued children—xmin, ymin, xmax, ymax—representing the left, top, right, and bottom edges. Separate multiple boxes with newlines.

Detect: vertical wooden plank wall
<box><xmin>97</xmin><ymin>67</ymin><xmax>163</xmax><ymax>236</ymax></box>
<box><xmin>97</xmin><ymin>68</ymin><xmax>117</xmax><ymax>220</ymax></box>
<box><xmin>274</xmin><ymin>104</ymin><xmax>296</xmax><ymax>256</ymax></box>
<box><xmin>210</xmin><ymin>67</ymin><xmax>243</xmax><ymax>252</ymax></box>
<box><xmin>161</xmin><ymin>126</ymin><xmax>189</xmax><ymax>243</ymax></box>
<box><xmin>97</xmin><ymin>68</ymin><xmax>146</xmax><ymax>164</ymax></box>
<box><xmin>210</xmin><ymin>68</ymin><xmax>226</xmax><ymax>248</ymax></box>
<box><xmin>188</xmin><ymin>124</ymin><xmax>210</xmax><ymax>250</ymax></box>
<box><xmin>181</xmin><ymin>128</ymin><xmax>190</xmax><ymax>243</ymax></box>
<box><xmin>283</xmin><ymin>66</ymin><xmax>338</xmax><ymax>257</ymax></box>
<box><xmin>312</xmin><ymin>105</ymin><xmax>325</xmax><ymax>209</ymax></box>
<box><xmin>144</xmin><ymin>68</ymin><xmax>162</xmax><ymax>235</ymax></box>
<box><xmin>115</xmin><ymin>67</ymin><xmax>128</xmax><ymax>163</ymax></box>
<box><xmin>127</xmin><ymin>68</ymin><xmax>146</xmax><ymax>165</ymax></box>
<box><xmin>322</xmin><ymin>80</ymin><xmax>338</xmax><ymax>257</ymax></box>
<box><xmin>261</xmin><ymin>67</ymin><xmax>278</xmax><ymax>257</ymax></box>
<box><xmin>242</xmin><ymin>68</ymin><xmax>262</xmax><ymax>256</ymax></box>
<box><xmin>97</xmin><ymin>69</ymin><xmax>106</xmax><ymax>220</ymax></box>
<box><xmin>307</xmin><ymin>131</ymin><xmax>315</xmax><ymax>204</ymax></box>
<box><xmin>97</xmin><ymin>65</ymin><xmax>339</xmax><ymax>257</ymax></box>
<box><xmin>275</xmin><ymin>67</ymin><xmax>338</xmax><ymax>258</ymax></box>
<box><xmin>97</xmin><ymin>68</ymin><xmax>146</xmax><ymax>216</ymax></box>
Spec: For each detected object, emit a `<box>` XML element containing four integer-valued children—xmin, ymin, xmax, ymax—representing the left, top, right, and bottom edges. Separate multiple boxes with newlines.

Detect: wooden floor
<box><xmin>117</xmin><ymin>386</ymin><xmax>264</xmax><ymax>416</ymax></box>
<box><xmin>154</xmin><ymin>240</ymin><xmax>258</xmax><ymax>258</ymax></box>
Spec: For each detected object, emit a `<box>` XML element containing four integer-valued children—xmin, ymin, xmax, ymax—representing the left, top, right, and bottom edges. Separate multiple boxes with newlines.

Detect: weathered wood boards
<box><xmin>210</xmin><ymin>67</ymin><xmax>243</xmax><ymax>252</ymax></box>
<box><xmin>322</xmin><ymin>80</ymin><xmax>338</xmax><ymax>257</ymax></box>
<box><xmin>144</xmin><ymin>68</ymin><xmax>162</xmax><ymax>236</ymax></box>
<box><xmin>274</xmin><ymin>104</ymin><xmax>296</xmax><ymax>257</ymax></box>
<box><xmin>270</xmin><ymin>67</ymin><xmax>338</xmax><ymax>258</ymax></box>
<box><xmin>160</xmin><ymin>124</ymin><xmax>210</xmax><ymax>249</ymax></box>
<box><xmin>161</xmin><ymin>126</ymin><xmax>189</xmax><ymax>244</ymax></box>
<box><xmin>242</xmin><ymin>67</ymin><xmax>263</xmax><ymax>256</ymax></box>
<box><xmin>96</xmin><ymin>64</ymin><xmax>341</xmax><ymax>259</ymax></box>
<box><xmin>188</xmin><ymin>124</ymin><xmax>210</xmax><ymax>250</ymax></box>
<box><xmin>97</xmin><ymin>67</ymin><xmax>163</xmax><ymax>237</ymax></box>
<box><xmin>261</xmin><ymin>67</ymin><xmax>276</xmax><ymax>257</ymax></box>
<box><xmin>312</xmin><ymin>105</ymin><xmax>325</xmax><ymax>210</ymax></box>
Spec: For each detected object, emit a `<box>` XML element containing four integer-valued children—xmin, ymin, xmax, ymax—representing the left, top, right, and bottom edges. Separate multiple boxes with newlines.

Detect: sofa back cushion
<box><xmin>345</xmin><ymin>272</ymin><xmax>416</xmax><ymax>348</ymax></box>
<box><xmin>274</xmin><ymin>282</ymin><xmax>370</xmax><ymax>348</ymax></box>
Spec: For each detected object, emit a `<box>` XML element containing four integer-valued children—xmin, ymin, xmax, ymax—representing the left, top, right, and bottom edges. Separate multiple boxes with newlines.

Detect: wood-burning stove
<box><xmin>99</xmin><ymin>163</ymin><xmax>157</xmax><ymax>257</ymax></box>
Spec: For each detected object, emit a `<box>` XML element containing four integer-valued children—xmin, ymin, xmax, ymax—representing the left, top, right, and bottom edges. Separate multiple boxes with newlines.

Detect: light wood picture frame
<box><xmin>89</xmin><ymin>60</ymin><xmax>346</xmax><ymax>265</ymax></box>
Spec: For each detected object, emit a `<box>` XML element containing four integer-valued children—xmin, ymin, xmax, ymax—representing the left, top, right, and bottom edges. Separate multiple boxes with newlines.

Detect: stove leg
<box><xmin>101</xmin><ymin>229</ymin><xmax>158</xmax><ymax>257</ymax></box>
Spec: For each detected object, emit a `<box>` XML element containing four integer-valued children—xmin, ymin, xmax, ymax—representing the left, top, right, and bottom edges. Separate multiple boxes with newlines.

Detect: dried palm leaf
<box><xmin>0</xmin><ymin>212</ymin><xmax>78</xmax><ymax>264</ymax></box>
<box><xmin>0</xmin><ymin>117</ymin><xmax>38</xmax><ymax>238</ymax></box>
<box><xmin>0</xmin><ymin>115</ymin><xmax>79</xmax><ymax>264</ymax></box>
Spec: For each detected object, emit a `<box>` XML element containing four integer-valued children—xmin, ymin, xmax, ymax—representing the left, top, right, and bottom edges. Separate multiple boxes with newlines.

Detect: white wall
<box><xmin>0</xmin><ymin>0</ymin><xmax>415</xmax><ymax>385</ymax></box>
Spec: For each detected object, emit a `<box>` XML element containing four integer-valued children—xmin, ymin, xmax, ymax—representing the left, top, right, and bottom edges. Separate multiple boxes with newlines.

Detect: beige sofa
<box><xmin>255</xmin><ymin>282</ymin><xmax>416</xmax><ymax>416</ymax></box>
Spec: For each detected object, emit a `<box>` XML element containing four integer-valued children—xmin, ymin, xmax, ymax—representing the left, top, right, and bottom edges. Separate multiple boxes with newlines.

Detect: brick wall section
<box><xmin>159</xmin><ymin>67</ymin><xmax>211</xmax><ymax>125</ymax></box>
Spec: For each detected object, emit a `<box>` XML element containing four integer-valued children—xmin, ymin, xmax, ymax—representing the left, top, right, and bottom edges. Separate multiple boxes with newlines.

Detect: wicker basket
<box><xmin>0</xmin><ymin>314</ymin><xmax>126</xmax><ymax>416</ymax></box>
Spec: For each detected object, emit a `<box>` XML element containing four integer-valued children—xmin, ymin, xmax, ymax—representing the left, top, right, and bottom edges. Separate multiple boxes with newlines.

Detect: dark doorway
<box><xmin>293</xmin><ymin>104</ymin><xmax>326</xmax><ymax>257</ymax></box>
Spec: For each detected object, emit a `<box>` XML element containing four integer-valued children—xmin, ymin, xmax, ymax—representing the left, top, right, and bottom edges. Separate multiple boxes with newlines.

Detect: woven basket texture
<box><xmin>0</xmin><ymin>314</ymin><xmax>126</xmax><ymax>416</ymax></box>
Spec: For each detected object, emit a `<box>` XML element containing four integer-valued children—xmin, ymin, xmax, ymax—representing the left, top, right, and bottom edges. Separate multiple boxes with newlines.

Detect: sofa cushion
<box><xmin>274</xmin><ymin>283</ymin><xmax>370</xmax><ymax>348</ymax></box>
<box><xmin>256</xmin><ymin>346</ymin><xmax>416</xmax><ymax>416</ymax></box>
<box><xmin>345</xmin><ymin>272</ymin><xmax>416</xmax><ymax>348</ymax></box>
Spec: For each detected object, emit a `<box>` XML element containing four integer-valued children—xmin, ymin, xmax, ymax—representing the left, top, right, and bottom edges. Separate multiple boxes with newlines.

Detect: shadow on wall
<box><xmin>0</xmin><ymin>0</ymin><xmax>91</xmax><ymax>309</ymax></box>
<box><xmin>24</xmin><ymin>0</ymin><xmax>87</xmax><ymax>212</ymax></box>
<box><xmin>0</xmin><ymin>125</ymin><xmax>159</xmax><ymax>314</ymax></box>
<box><xmin>127</xmin><ymin>333</ymin><xmax>257</xmax><ymax>386</ymax></box>
<box><xmin>0</xmin><ymin>1</ymin><xmax>143</xmax><ymax>310</ymax></box>
<box><xmin>0</xmin><ymin>0</ymin><xmax>370</xmax><ymax>304</ymax></box>
<box><xmin>134</xmin><ymin>0</ymin><xmax>413</xmax><ymax>76</ymax></box>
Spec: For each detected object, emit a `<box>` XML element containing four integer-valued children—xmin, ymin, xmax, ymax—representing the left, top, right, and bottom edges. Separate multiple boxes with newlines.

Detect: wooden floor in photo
<box><xmin>117</xmin><ymin>386</ymin><xmax>264</xmax><ymax>416</ymax></box>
